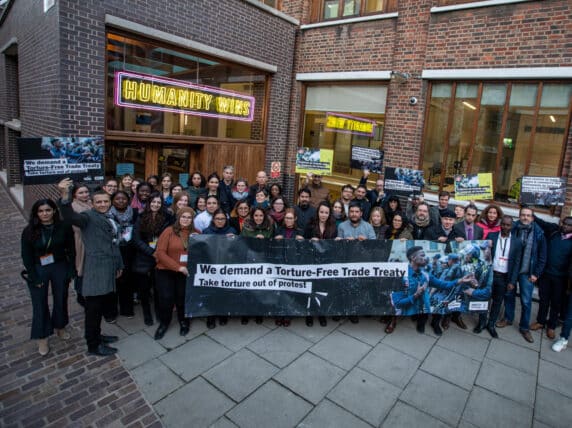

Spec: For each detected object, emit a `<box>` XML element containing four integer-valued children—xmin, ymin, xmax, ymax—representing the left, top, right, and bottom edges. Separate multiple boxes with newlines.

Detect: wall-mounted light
<box><xmin>549</xmin><ymin>115</ymin><xmax>556</xmax><ymax>123</ymax></box>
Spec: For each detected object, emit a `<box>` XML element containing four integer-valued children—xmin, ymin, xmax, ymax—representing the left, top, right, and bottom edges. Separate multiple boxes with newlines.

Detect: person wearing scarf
<box><xmin>410</xmin><ymin>202</ymin><xmax>433</xmax><ymax>240</ymax></box>
<box><xmin>477</xmin><ymin>204</ymin><xmax>503</xmax><ymax>239</ymax></box>
<box><xmin>107</xmin><ymin>191</ymin><xmax>138</xmax><ymax>320</ymax></box>
<box><xmin>71</xmin><ymin>184</ymin><xmax>92</xmax><ymax>307</ymax></box>
<box><xmin>503</xmin><ymin>206</ymin><xmax>547</xmax><ymax>343</ymax></box>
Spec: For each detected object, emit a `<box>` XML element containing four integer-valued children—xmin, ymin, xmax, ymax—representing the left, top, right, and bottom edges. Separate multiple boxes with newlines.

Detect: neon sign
<box><xmin>325</xmin><ymin>112</ymin><xmax>376</xmax><ymax>137</ymax></box>
<box><xmin>114</xmin><ymin>71</ymin><xmax>255</xmax><ymax>121</ymax></box>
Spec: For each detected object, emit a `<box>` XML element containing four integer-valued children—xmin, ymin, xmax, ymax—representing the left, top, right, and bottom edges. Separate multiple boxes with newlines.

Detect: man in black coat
<box><xmin>453</xmin><ymin>204</ymin><xmax>484</xmax><ymax>241</ymax></box>
<box><xmin>486</xmin><ymin>215</ymin><xmax>523</xmax><ymax>338</ymax></box>
<box><xmin>218</xmin><ymin>165</ymin><xmax>236</xmax><ymax>215</ymax></box>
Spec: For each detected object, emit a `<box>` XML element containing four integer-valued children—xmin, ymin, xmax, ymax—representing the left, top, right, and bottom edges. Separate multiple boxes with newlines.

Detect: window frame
<box><xmin>420</xmin><ymin>80</ymin><xmax>572</xmax><ymax>212</ymax></box>
<box><xmin>311</xmin><ymin>0</ymin><xmax>397</xmax><ymax>23</ymax></box>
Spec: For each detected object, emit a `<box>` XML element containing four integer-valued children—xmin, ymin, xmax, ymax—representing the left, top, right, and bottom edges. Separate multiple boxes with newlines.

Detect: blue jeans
<box><xmin>518</xmin><ymin>274</ymin><xmax>534</xmax><ymax>332</ymax></box>
<box><xmin>560</xmin><ymin>293</ymin><xmax>572</xmax><ymax>340</ymax></box>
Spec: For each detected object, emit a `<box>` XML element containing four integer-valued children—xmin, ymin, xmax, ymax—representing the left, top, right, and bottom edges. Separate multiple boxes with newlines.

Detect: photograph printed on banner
<box><xmin>390</xmin><ymin>239</ymin><xmax>493</xmax><ymax>316</ymax></box>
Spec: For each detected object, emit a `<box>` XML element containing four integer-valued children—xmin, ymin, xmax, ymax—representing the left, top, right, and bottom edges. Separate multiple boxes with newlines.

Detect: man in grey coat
<box><xmin>58</xmin><ymin>178</ymin><xmax>123</xmax><ymax>356</ymax></box>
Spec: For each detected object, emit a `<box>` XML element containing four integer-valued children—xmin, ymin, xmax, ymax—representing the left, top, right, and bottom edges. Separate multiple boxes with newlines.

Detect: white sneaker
<box><xmin>552</xmin><ymin>337</ymin><xmax>568</xmax><ymax>352</ymax></box>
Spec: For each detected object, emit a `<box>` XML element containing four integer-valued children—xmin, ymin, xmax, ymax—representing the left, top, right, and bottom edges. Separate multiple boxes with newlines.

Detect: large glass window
<box><xmin>422</xmin><ymin>81</ymin><xmax>572</xmax><ymax>205</ymax></box>
<box><xmin>106</xmin><ymin>32</ymin><xmax>268</xmax><ymax>141</ymax></box>
<box><xmin>302</xmin><ymin>84</ymin><xmax>386</xmax><ymax>184</ymax></box>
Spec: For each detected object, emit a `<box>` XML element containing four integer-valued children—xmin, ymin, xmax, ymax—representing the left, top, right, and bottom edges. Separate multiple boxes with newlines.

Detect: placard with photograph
<box><xmin>350</xmin><ymin>146</ymin><xmax>384</xmax><ymax>174</ymax></box>
<box><xmin>295</xmin><ymin>148</ymin><xmax>333</xmax><ymax>176</ymax></box>
<box><xmin>454</xmin><ymin>173</ymin><xmax>493</xmax><ymax>201</ymax></box>
<box><xmin>520</xmin><ymin>176</ymin><xmax>566</xmax><ymax>206</ymax></box>
<box><xmin>19</xmin><ymin>137</ymin><xmax>105</xmax><ymax>185</ymax></box>
<box><xmin>383</xmin><ymin>167</ymin><xmax>425</xmax><ymax>198</ymax></box>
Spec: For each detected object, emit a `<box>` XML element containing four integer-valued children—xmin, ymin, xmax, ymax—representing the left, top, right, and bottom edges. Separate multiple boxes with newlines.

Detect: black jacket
<box><xmin>453</xmin><ymin>222</ymin><xmax>484</xmax><ymax>240</ymax></box>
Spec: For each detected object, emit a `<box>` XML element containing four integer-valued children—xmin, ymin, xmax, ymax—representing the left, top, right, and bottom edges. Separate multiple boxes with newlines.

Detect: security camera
<box><xmin>409</xmin><ymin>97</ymin><xmax>418</xmax><ymax>105</ymax></box>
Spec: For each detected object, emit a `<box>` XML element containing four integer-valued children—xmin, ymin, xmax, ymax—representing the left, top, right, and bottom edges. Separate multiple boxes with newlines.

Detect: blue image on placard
<box><xmin>179</xmin><ymin>173</ymin><xmax>189</xmax><ymax>188</ymax></box>
<box><xmin>116</xmin><ymin>163</ymin><xmax>134</xmax><ymax>176</ymax></box>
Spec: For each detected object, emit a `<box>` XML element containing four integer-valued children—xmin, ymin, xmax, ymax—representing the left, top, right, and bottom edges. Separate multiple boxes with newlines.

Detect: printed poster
<box><xmin>295</xmin><ymin>148</ymin><xmax>333</xmax><ymax>176</ymax></box>
<box><xmin>454</xmin><ymin>173</ymin><xmax>494</xmax><ymax>201</ymax></box>
<box><xmin>520</xmin><ymin>176</ymin><xmax>566</xmax><ymax>206</ymax></box>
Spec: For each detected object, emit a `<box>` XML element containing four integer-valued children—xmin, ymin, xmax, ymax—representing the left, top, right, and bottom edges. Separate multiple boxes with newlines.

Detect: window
<box><xmin>106</xmin><ymin>31</ymin><xmax>268</xmax><ymax>141</ymax></box>
<box><xmin>422</xmin><ymin>81</ymin><xmax>572</xmax><ymax>206</ymax></box>
<box><xmin>314</xmin><ymin>0</ymin><xmax>396</xmax><ymax>22</ymax></box>
<box><xmin>260</xmin><ymin>0</ymin><xmax>281</xmax><ymax>9</ymax></box>
<box><xmin>302</xmin><ymin>84</ymin><xmax>387</xmax><ymax>184</ymax></box>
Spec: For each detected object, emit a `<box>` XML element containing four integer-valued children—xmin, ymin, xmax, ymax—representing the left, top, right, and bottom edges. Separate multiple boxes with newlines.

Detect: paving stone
<box><xmin>436</xmin><ymin>327</ymin><xmax>490</xmax><ymax>361</ymax></box>
<box><xmin>457</xmin><ymin>419</ymin><xmax>480</xmax><ymax>428</ymax></box>
<box><xmin>534</xmin><ymin>386</ymin><xmax>572</xmax><ymax>428</ymax></box>
<box><xmin>299</xmin><ymin>399</ymin><xmax>372</xmax><ymax>428</ymax></box>
<box><xmin>159</xmin><ymin>336</ymin><xmax>232</xmax><ymax>381</ymax></box>
<box><xmin>227</xmin><ymin>380</ymin><xmax>312</xmax><ymax>428</ymax></box>
<box><xmin>358</xmin><ymin>343</ymin><xmax>420</xmax><ymax>388</ymax></box>
<box><xmin>130</xmin><ymin>358</ymin><xmax>184</xmax><ymax>404</ymax></box>
<box><xmin>209</xmin><ymin>417</ymin><xmax>238</xmax><ymax>428</ymax></box>
<box><xmin>155</xmin><ymin>377</ymin><xmax>234</xmax><ymax>428</ymax></box>
<box><xmin>327</xmin><ymin>367</ymin><xmax>400</xmax><ymax>426</ymax></box>
<box><xmin>475</xmin><ymin>359</ymin><xmax>536</xmax><ymax>406</ymax></box>
<box><xmin>421</xmin><ymin>345</ymin><xmax>480</xmax><ymax>390</ymax></box>
<box><xmin>462</xmin><ymin>386</ymin><xmax>533</xmax><ymax>427</ymax></box>
<box><xmin>538</xmin><ymin>359</ymin><xmax>572</xmax><ymax>398</ymax></box>
<box><xmin>144</xmin><ymin>318</ymin><xmax>208</xmax><ymax>350</ymax></box>
<box><xmin>115</xmin><ymin>331</ymin><xmax>167</xmax><ymax>370</ymax></box>
<box><xmin>273</xmin><ymin>352</ymin><xmax>345</xmax><ymax>404</ymax></box>
<box><xmin>205</xmin><ymin>318</ymin><xmax>270</xmax><ymax>351</ymax></box>
<box><xmin>381</xmin><ymin>324</ymin><xmax>436</xmax><ymax>360</ymax></box>
<box><xmin>539</xmin><ymin>335</ymin><xmax>572</xmax><ymax>371</ymax></box>
<box><xmin>532</xmin><ymin>419</ymin><xmax>552</xmax><ymax>428</ymax></box>
<box><xmin>247</xmin><ymin>327</ymin><xmax>313</xmax><ymax>368</ymax></box>
<box><xmin>486</xmin><ymin>338</ymin><xmax>539</xmax><ymax>375</ymax></box>
<box><xmin>310</xmin><ymin>330</ymin><xmax>372</xmax><ymax>370</ymax></box>
<box><xmin>286</xmin><ymin>317</ymin><xmax>340</xmax><ymax>343</ymax></box>
<box><xmin>115</xmin><ymin>312</ymin><xmax>147</xmax><ymax>335</ymax></box>
<box><xmin>203</xmin><ymin>348</ymin><xmax>278</xmax><ymax>401</ymax></box>
<box><xmin>496</xmin><ymin>322</ymin><xmax>541</xmax><ymax>352</ymax></box>
<box><xmin>337</xmin><ymin>317</ymin><xmax>386</xmax><ymax>346</ymax></box>
<box><xmin>382</xmin><ymin>401</ymin><xmax>450</xmax><ymax>428</ymax></box>
<box><xmin>400</xmin><ymin>371</ymin><xmax>469</xmax><ymax>426</ymax></box>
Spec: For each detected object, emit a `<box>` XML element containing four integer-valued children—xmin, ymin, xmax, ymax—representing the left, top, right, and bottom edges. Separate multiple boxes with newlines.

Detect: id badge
<box><xmin>122</xmin><ymin>226</ymin><xmax>133</xmax><ymax>242</ymax></box>
<box><xmin>40</xmin><ymin>253</ymin><xmax>55</xmax><ymax>266</ymax></box>
<box><xmin>179</xmin><ymin>254</ymin><xmax>188</xmax><ymax>263</ymax></box>
<box><xmin>149</xmin><ymin>240</ymin><xmax>157</xmax><ymax>249</ymax></box>
<box><xmin>497</xmin><ymin>257</ymin><xmax>508</xmax><ymax>270</ymax></box>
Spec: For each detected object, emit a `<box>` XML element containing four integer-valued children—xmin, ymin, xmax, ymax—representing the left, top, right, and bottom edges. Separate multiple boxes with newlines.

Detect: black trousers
<box><xmin>132</xmin><ymin>271</ymin><xmax>154</xmax><ymax>315</ymax></box>
<box><xmin>537</xmin><ymin>273</ymin><xmax>566</xmax><ymax>330</ymax></box>
<box><xmin>28</xmin><ymin>261</ymin><xmax>69</xmax><ymax>339</ymax></box>
<box><xmin>84</xmin><ymin>293</ymin><xmax>113</xmax><ymax>351</ymax></box>
<box><xmin>155</xmin><ymin>269</ymin><xmax>187</xmax><ymax>327</ymax></box>
<box><xmin>488</xmin><ymin>271</ymin><xmax>508</xmax><ymax>327</ymax></box>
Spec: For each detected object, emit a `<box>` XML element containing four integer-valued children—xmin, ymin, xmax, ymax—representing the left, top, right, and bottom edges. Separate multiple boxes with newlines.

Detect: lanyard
<box><xmin>42</xmin><ymin>228</ymin><xmax>53</xmax><ymax>252</ymax></box>
<box><xmin>499</xmin><ymin>236</ymin><xmax>508</xmax><ymax>257</ymax></box>
<box><xmin>179</xmin><ymin>234</ymin><xmax>188</xmax><ymax>251</ymax></box>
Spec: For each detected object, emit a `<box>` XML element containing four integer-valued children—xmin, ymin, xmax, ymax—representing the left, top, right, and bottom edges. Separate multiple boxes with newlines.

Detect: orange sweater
<box><xmin>154</xmin><ymin>226</ymin><xmax>191</xmax><ymax>272</ymax></box>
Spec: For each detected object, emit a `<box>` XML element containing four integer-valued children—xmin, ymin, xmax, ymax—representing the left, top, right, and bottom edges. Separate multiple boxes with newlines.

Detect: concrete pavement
<box><xmin>1</xmin><ymin>183</ymin><xmax>572</xmax><ymax>427</ymax></box>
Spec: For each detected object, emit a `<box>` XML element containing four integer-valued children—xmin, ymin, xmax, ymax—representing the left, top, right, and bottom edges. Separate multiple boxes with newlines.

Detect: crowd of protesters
<box><xmin>20</xmin><ymin>167</ymin><xmax>572</xmax><ymax>357</ymax></box>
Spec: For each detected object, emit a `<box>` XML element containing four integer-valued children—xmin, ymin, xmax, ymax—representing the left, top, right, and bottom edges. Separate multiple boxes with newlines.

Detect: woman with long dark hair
<box><xmin>132</xmin><ymin>193</ymin><xmax>173</xmax><ymax>326</ymax></box>
<box><xmin>154</xmin><ymin>207</ymin><xmax>196</xmax><ymax>340</ymax></box>
<box><xmin>21</xmin><ymin>199</ymin><xmax>75</xmax><ymax>356</ymax></box>
<box><xmin>268</xmin><ymin>196</ymin><xmax>287</xmax><ymax>227</ymax></box>
<box><xmin>188</xmin><ymin>171</ymin><xmax>207</xmax><ymax>208</ymax></box>
<box><xmin>160</xmin><ymin>173</ymin><xmax>174</xmax><ymax>205</ymax></box>
<box><xmin>384</xmin><ymin>213</ymin><xmax>413</xmax><ymax>240</ymax></box>
<box><xmin>229</xmin><ymin>200</ymin><xmax>250</xmax><ymax>234</ymax></box>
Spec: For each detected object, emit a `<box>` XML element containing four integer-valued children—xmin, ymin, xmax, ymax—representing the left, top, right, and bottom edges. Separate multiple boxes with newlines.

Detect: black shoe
<box><xmin>305</xmin><ymin>316</ymin><xmax>313</xmax><ymax>327</ymax></box>
<box><xmin>473</xmin><ymin>324</ymin><xmax>485</xmax><ymax>334</ymax></box>
<box><xmin>332</xmin><ymin>316</ymin><xmax>341</xmax><ymax>322</ymax></box>
<box><xmin>318</xmin><ymin>316</ymin><xmax>327</xmax><ymax>327</ymax></box>
<box><xmin>180</xmin><ymin>322</ymin><xmax>190</xmax><ymax>336</ymax></box>
<box><xmin>255</xmin><ymin>317</ymin><xmax>263</xmax><ymax>325</ymax></box>
<box><xmin>452</xmin><ymin>314</ymin><xmax>467</xmax><ymax>330</ymax></box>
<box><xmin>207</xmin><ymin>317</ymin><xmax>216</xmax><ymax>329</ymax></box>
<box><xmin>431</xmin><ymin>321</ymin><xmax>442</xmax><ymax>336</ymax></box>
<box><xmin>416</xmin><ymin>321</ymin><xmax>426</xmax><ymax>334</ymax></box>
<box><xmin>349</xmin><ymin>316</ymin><xmax>359</xmax><ymax>324</ymax></box>
<box><xmin>154</xmin><ymin>324</ymin><xmax>168</xmax><ymax>340</ymax></box>
<box><xmin>88</xmin><ymin>344</ymin><xmax>117</xmax><ymax>356</ymax></box>
<box><xmin>144</xmin><ymin>314</ymin><xmax>154</xmax><ymax>326</ymax></box>
<box><xmin>100</xmin><ymin>335</ymin><xmax>119</xmax><ymax>344</ymax></box>
<box><xmin>104</xmin><ymin>317</ymin><xmax>117</xmax><ymax>324</ymax></box>
<box><xmin>241</xmin><ymin>317</ymin><xmax>249</xmax><ymax>325</ymax></box>
<box><xmin>219</xmin><ymin>317</ymin><xmax>228</xmax><ymax>326</ymax></box>
<box><xmin>487</xmin><ymin>326</ymin><xmax>498</xmax><ymax>338</ymax></box>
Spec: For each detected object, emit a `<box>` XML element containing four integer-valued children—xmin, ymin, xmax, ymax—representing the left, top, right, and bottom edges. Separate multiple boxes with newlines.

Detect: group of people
<box><xmin>20</xmin><ymin>166</ymin><xmax>572</xmax><ymax>358</ymax></box>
